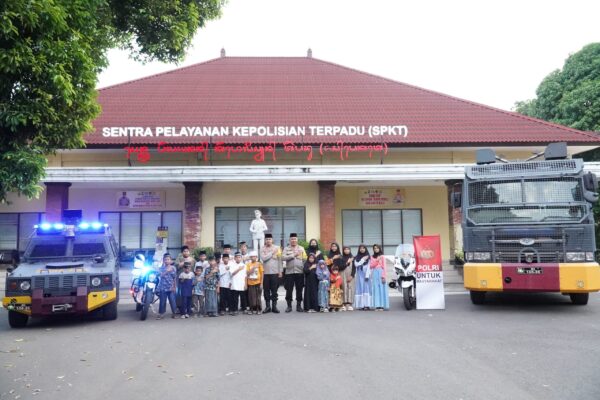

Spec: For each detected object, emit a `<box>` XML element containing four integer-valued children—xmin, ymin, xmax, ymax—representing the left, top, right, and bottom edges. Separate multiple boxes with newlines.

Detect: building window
<box><xmin>342</xmin><ymin>209</ymin><xmax>423</xmax><ymax>255</ymax></box>
<box><xmin>0</xmin><ymin>213</ymin><xmax>44</xmax><ymax>253</ymax></box>
<box><xmin>99</xmin><ymin>211</ymin><xmax>182</xmax><ymax>258</ymax></box>
<box><xmin>215</xmin><ymin>207</ymin><xmax>305</xmax><ymax>249</ymax></box>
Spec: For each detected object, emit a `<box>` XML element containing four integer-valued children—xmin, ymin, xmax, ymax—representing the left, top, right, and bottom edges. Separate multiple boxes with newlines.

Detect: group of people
<box><xmin>153</xmin><ymin>233</ymin><xmax>390</xmax><ymax>320</ymax></box>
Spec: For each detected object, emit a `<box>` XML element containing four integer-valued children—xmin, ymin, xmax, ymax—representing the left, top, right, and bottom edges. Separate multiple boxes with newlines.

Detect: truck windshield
<box><xmin>72</xmin><ymin>242</ymin><xmax>107</xmax><ymax>256</ymax></box>
<box><xmin>467</xmin><ymin>177</ymin><xmax>586</xmax><ymax>224</ymax></box>
<box><xmin>29</xmin><ymin>243</ymin><xmax>68</xmax><ymax>258</ymax></box>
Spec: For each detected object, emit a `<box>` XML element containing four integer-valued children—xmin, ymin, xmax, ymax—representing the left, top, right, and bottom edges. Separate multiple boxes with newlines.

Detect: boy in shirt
<box><xmin>178</xmin><ymin>262</ymin><xmax>194</xmax><ymax>318</ymax></box>
<box><xmin>218</xmin><ymin>253</ymin><xmax>232</xmax><ymax>316</ymax></box>
<box><xmin>229</xmin><ymin>252</ymin><xmax>247</xmax><ymax>316</ymax></box>
<box><xmin>246</xmin><ymin>251</ymin><xmax>264</xmax><ymax>315</ymax></box>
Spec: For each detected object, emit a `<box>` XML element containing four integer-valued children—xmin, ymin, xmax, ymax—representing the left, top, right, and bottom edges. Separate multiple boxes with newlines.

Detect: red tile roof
<box><xmin>88</xmin><ymin>56</ymin><xmax>600</xmax><ymax>146</ymax></box>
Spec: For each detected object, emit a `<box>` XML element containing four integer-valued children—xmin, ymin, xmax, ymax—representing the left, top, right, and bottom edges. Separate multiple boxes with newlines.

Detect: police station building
<box><xmin>2</xmin><ymin>50</ymin><xmax>600</xmax><ymax>264</ymax></box>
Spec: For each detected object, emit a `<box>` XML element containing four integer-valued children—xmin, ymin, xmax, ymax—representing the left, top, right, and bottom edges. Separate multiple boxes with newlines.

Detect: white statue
<box><xmin>249</xmin><ymin>210</ymin><xmax>268</xmax><ymax>251</ymax></box>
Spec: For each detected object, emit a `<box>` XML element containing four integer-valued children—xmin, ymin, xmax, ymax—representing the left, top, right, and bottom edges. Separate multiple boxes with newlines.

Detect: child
<box><xmin>192</xmin><ymin>265</ymin><xmax>205</xmax><ymax>317</ymax></box>
<box><xmin>329</xmin><ymin>265</ymin><xmax>344</xmax><ymax>311</ymax></box>
<box><xmin>230</xmin><ymin>252</ymin><xmax>247</xmax><ymax>316</ymax></box>
<box><xmin>246</xmin><ymin>251</ymin><xmax>264</xmax><ymax>314</ymax></box>
<box><xmin>204</xmin><ymin>257</ymin><xmax>220</xmax><ymax>317</ymax></box>
<box><xmin>156</xmin><ymin>253</ymin><xmax>177</xmax><ymax>320</ymax></box>
<box><xmin>218</xmin><ymin>253</ymin><xmax>232</xmax><ymax>316</ymax></box>
<box><xmin>316</xmin><ymin>260</ymin><xmax>330</xmax><ymax>312</ymax></box>
<box><xmin>178</xmin><ymin>262</ymin><xmax>194</xmax><ymax>318</ymax></box>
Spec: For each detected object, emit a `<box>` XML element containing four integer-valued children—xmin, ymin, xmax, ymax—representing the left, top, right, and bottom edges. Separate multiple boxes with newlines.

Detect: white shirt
<box><xmin>230</xmin><ymin>261</ymin><xmax>247</xmax><ymax>291</ymax></box>
<box><xmin>219</xmin><ymin>262</ymin><xmax>232</xmax><ymax>288</ymax></box>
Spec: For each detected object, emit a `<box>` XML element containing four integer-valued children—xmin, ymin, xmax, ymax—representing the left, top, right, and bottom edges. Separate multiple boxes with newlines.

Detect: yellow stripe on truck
<box><xmin>464</xmin><ymin>263</ymin><xmax>503</xmax><ymax>291</ymax></box>
<box><xmin>2</xmin><ymin>296</ymin><xmax>32</xmax><ymax>315</ymax></box>
<box><xmin>87</xmin><ymin>289</ymin><xmax>117</xmax><ymax>311</ymax></box>
<box><xmin>559</xmin><ymin>263</ymin><xmax>600</xmax><ymax>292</ymax></box>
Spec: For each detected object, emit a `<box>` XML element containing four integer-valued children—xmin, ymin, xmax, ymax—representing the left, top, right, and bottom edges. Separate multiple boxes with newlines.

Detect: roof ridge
<box><xmin>97</xmin><ymin>56</ymin><xmax>224</xmax><ymax>92</ymax></box>
<box><xmin>309</xmin><ymin>57</ymin><xmax>599</xmax><ymax>141</ymax></box>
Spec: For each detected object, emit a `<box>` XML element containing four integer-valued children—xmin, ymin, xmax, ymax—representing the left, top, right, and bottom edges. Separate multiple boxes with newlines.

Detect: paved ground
<box><xmin>1</xmin><ymin>293</ymin><xmax>600</xmax><ymax>400</ymax></box>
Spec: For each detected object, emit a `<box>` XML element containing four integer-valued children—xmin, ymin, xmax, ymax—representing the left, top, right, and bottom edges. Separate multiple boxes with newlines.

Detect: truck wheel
<box><xmin>8</xmin><ymin>311</ymin><xmax>29</xmax><ymax>328</ymax></box>
<box><xmin>470</xmin><ymin>290</ymin><xmax>486</xmax><ymax>305</ymax></box>
<box><xmin>102</xmin><ymin>301</ymin><xmax>118</xmax><ymax>320</ymax></box>
<box><xmin>569</xmin><ymin>293</ymin><xmax>589</xmax><ymax>305</ymax></box>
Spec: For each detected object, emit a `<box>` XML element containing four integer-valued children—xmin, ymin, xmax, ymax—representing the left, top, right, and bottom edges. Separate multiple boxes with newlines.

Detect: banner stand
<box><xmin>413</xmin><ymin>235</ymin><xmax>445</xmax><ymax>310</ymax></box>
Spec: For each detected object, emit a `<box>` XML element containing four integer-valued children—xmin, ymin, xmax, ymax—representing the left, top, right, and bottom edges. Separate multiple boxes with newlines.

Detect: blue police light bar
<box><xmin>78</xmin><ymin>221</ymin><xmax>108</xmax><ymax>233</ymax></box>
<box><xmin>35</xmin><ymin>222</ymin><xmax>64</xmax><ymax>235</ymax></box>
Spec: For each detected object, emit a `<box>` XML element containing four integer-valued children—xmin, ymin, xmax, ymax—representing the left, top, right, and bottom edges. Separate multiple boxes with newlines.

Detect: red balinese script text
<box><xmin>124</xmin><ymin>141</ymin><xmax>387</xmax><ymax>163</ymax></box>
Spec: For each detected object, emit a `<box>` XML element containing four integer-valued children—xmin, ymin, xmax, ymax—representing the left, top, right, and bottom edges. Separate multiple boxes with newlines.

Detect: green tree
<box><xmin>514</xmin><ymin>43</ymin><xmax>600</xmax><ymax>135</ymax></box>
<box><xmin>0</xmin><ymin>0</ymin><xmax>224</xmax><ymax>203</ymax></box>
<box><xmin>515</xmin><ymin>43</ymin><xmax>600</xmax><ymax>245</ymax></box>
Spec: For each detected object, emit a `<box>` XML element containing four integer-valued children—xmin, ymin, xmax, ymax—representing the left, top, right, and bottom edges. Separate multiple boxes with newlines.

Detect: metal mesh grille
<box><xmin>467</xmin><ymin>205</ymin><xmax>586</xmax><ymax>225</ymax></box>
<box><xmin>469</xmin><ymin>177</ymin><xmax>583</xmax><ymax>206</ymax></box>
<box><xmin>464</xmin><ymin>225</ymin><xmax>594</xmax><ymax>263</ymax></box>
<box><xmin>33</xmin><ymin>277</ymin><xmax>44</xmax><ymax>289</ymax></box>
<box><xmin>76</xmin><ymin>275</ymin><xmax>87</xmax><ymax>286</ymax></box>
<box><xmin>467</xmin><ymin>159</ymin><xmax>582</xmax><ymax>179</ymax></box>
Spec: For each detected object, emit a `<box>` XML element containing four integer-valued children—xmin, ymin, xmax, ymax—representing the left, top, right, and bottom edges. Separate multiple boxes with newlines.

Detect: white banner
<box><xmin>116</xmin><ymin>191</ymin><xmax>165</xmax><ymax>208</ymax></box>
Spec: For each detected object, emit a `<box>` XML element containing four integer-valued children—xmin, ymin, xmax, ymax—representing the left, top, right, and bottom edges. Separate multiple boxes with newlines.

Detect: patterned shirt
<box><xmin>157</xmin><ymin>264</ymin><xmax>177</xmax><ymax>292</ymax></box>
<box><xmin>193</xmin><ymin>274</ymin><xmax>205</xmax><ymax>295</ymax></box>
<box><xmin>203</xmin><ymin>267</ymin><xmax>220</xmax><ymax>290</ymax></box>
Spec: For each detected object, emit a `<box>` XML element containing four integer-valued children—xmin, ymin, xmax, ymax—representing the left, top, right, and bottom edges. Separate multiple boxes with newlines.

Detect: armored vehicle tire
<box><xmin>8</xmin><ymin>311</ymin><xmax>29</xmax><ymax>328</ymax></box>
<box><xmin>569</xmin><ymin>293</ymin><xmax>589</xmax><ymax>305</ymax></box>
<box><xmin>102</xmin><ymin>301</ymin><xmax>118</xmax><ymax>320</ymax></box>
<box><xmin>470</xmin><ymin>290</ymin><xmax>486</xmax><ymax>305</ymax></box>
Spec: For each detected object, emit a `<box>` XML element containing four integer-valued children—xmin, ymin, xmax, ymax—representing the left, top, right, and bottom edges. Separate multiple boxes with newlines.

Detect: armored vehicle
<box><xmin>453</xmin><ymin>143</ymin><xmax>600</xmax><ymax>305</ymax></box>
<box><xmin>2</xmin><ymin>220</ymin><xmax>120</xmax><ymax>327</ymax></box>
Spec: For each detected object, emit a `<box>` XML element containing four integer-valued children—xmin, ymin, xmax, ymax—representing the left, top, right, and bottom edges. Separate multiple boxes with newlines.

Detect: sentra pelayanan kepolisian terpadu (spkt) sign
<box><xmin>102</xmin><ymin>125</ymin><xmax>408</xmax><ymax>138</ymax></box>
<box><xmin>414</xmin><ymin>235</ymin><xmax>445</xmax><ymax>310</ymax></box>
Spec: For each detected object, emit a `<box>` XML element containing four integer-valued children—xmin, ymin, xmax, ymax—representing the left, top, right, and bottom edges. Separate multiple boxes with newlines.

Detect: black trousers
<box><xmin>263</xmin><ymin>274</ymin><xmax>279</xmax><ymax>303</ymax></box>
<box><xmin>284</xmin><ymin>273</ymin><xmax>304</xmax><ymax>303</ymax></box>
<box><xmin>219</xmin><ymin>287</ymin><xmax>231</xmax><ymax>313</ymax></box>
<box><xmin>231</xmin><ymin>290</ymin><xmax>248</xmax><ymax>312</ymax></box>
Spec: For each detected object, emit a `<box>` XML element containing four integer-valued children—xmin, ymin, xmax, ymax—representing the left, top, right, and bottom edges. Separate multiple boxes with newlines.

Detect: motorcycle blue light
<box><xmin>79</xmin><ymin>222</ymin><xmax>90</xmax><ymax>229</ymax></box>
<box><xmin>40</xmin><ymin>223</ymin><xmax>51</xmax><ymax>230</ymax></box>
<box><xmin>53</xmin><ymin>223</ymin><xmax>64</xmax><ymax>230</ymax></box>
<box><xmin>91</xmin><ymin>222</ymin><xmax>103</xmax><ymax>230</ymax></box>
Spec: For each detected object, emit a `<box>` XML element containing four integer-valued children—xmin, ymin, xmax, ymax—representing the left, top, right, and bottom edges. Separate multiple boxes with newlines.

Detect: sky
<box><xmin>97</xmin><ymin>0</ymin><xmax>600</xmax><ymax>111</ymax></box>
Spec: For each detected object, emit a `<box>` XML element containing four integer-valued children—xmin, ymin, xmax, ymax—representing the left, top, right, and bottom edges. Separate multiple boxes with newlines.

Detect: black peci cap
<box><xmin>223</xmin><ymin>244</ymin><xmax>232</xmax><ymax>249</ymax></box>
<box><xmin>265</xmin><ymin>233</ymin><xmax>273</xmax><ymax>239</ymax></box>
<box><xmin>289</xmin><ymin>233</ymin><xmax>298</xmax><ymax>238</ymax></box>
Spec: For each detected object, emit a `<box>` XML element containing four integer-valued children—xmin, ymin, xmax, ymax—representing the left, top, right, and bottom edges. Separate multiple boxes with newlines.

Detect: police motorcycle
<box><xmin>130</xmin><ymin>254</ymin><xmax>159</xmax><ymax>321</ymax></box>
<box><xmin>389</xmin><ymin>244</ymin><xmax>417</xmax><ymax>310</ymax></box>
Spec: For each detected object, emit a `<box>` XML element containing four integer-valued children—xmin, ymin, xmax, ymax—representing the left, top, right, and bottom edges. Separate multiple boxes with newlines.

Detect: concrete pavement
<box><xmin>1</xmin><ymin>292</ymin><xmax>599</xmax><ymax>400</ymax></box>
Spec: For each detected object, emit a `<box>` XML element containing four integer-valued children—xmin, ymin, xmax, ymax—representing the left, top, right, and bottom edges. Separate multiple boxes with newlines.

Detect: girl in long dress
<box><xmin>203</xmin><ymin>257</ymin><xmax>220</xmax><ymax>317</ymax></box>
<box><xmin>340</xmin><ymin>246</ymin><xmax>355</xmax><ymax>311</ymax></box>
<box><xmin>370</xmin><ymin>244</ymin><xmax>389</xmax><ymax>310</ymax></box>
<box><xmin>303</xmin><ymin>253</ymin><xmax>319</xmax><ymax>312</ymax></box>
<box><xmin>353</xmin><ymin>245</ymin><xmax>371</xmax><ymax>310</ymax></box>
<box><xmin>316</xmin><ymin>260</ymin><xmax>330</xmax><ymax>312</ymax></box>
<box><xmin>329</xmin><ymin>265</ymin><xmax>344</xmax><ymax>311</ymax></box>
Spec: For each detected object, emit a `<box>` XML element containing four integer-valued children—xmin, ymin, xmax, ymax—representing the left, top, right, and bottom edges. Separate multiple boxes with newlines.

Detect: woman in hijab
<box><xmin>370</xmin><ymin>244</ymin><xmax>389</xmax><ymax>310</ymax></box>
<box><xmin>307</xmin><ymin>238</ymin><xmax>324</xmax><ymax>262</ymax></box>
<box><xmin>353</xmin><ymin>244</ymin><xmax>371</xmax><ymax>310</ymax></box>
<box><xmin>303</xmin><ymin>253</ymin><xmax>319</xmax><ymax>313</ymax></box>
<box><xmin>326</xmin><ymin>242</ymin><xmax>344</xmax><ymax>271</ymax></box>
<box><xmin>339</xmin><ymin>246</ymin><xmax>355</xmax><ymax>311</ymax></box>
